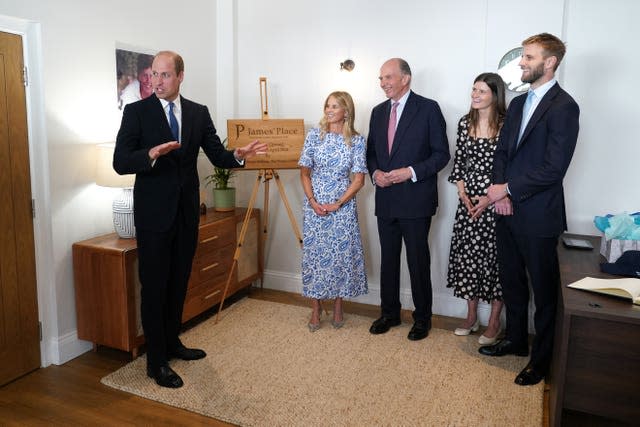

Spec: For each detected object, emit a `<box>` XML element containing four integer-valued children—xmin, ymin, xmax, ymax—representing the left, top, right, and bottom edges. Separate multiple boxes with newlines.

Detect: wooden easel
<box><xmin>215</xmin><ymin>78</ymin><xmax>303</xmax><ymax>323</ymax></box>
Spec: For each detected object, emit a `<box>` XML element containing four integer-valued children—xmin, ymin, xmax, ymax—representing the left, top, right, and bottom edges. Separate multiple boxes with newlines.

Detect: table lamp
<box><xmin>95</xmin><ymin>143</ymin><xmax>136</xmax><ymax>238</ymax></box>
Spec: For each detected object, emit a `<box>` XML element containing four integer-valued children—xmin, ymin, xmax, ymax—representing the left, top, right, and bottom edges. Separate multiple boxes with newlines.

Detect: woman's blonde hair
<box><xmin>319</xmin><ymin>91</ymin><xmax>359</xmax><ymax>145</ymax></box>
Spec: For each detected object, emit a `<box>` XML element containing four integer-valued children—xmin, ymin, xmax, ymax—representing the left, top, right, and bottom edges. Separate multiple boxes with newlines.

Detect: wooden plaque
<box><xmin>227</xmin><ymin>119</ymin><xmax>305</xmax><ymax>170</ymax></box>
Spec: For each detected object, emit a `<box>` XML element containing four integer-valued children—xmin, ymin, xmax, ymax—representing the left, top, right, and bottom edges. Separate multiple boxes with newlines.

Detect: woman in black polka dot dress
<box><xmin>446</xmin><ymin>73</ymin><xmax>506</xmax><ymax>345</ymax></box>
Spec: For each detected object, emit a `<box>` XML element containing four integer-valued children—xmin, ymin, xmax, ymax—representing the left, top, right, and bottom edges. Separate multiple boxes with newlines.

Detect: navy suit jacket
<box><xmin>114</xmin><ymin>94</ymin><xmax>239</xmax><ymax>232</ymax></box>
<box><xmin>366</xmin><ymin>91</ymin><xmax>450</xmax><ymax>218</ymax></box>
<box><xmin>493</xmin><ymin>82</ymin><xmax>579</xmax><ymax>237</ymax></box>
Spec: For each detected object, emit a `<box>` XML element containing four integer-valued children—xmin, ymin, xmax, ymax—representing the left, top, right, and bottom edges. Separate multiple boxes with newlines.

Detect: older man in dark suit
<box><xmin>475</xmin><ymin>33</ymin><xmax>580</xmax><ymax>386</ymax></box>
<box><xmin>366</xmin><ymin>58</ymin><xmax>450</xmax><ymax>341</ymax></box>
<box><xmin>114</xmin><ymin>51</ymin><xmax>265</xmax><ymax>388</ymax></box>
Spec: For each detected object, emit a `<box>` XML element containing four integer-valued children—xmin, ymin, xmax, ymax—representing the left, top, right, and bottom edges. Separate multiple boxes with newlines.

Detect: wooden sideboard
<box><xmin>72</xmin><ymin>208</ymin><xmax>261</xmax><ymax>357</ymax></box>
<box><xmin>550</xmin><ymin>233</ymin><xmax>640</xmax><ymax>426</ymax></box>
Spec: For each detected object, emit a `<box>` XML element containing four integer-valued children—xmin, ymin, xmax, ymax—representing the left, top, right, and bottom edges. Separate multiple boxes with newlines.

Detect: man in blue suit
<box><xmin>114</xmin><ymin>51</ymin><xmax>265</xmax><ymax>388</ymax></box>
<box><xmin>476</xmin><ymin>33</ymin><xmax>580</xmax><ymax>386</ymax></box>
<box><xmin>366</xmin><ymin>58</ymin><xmax>450</xmax><ymax>341</ymax></box>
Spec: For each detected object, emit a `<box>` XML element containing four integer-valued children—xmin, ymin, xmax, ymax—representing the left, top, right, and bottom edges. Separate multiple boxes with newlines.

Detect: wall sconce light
<box><xmin>340</xmin><ymin>59</ymin><xmax>355</xmax><ymax>72</ymax></box>
<box><xmin>95</xmin><ymin>143</ymin><xmax>136</xmax><ymax>238</ymax></box>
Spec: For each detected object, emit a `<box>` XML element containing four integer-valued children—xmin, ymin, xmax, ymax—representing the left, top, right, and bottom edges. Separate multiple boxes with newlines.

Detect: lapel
<box><xmin>508</xmin><ymin>94</ymin><xmax>526</xmax><ymax>157</ymax></box>
<box><xmin>179</xmin><ymin>95</ymin><xmax>192</xmax><ymax>151</ymax></box>
<box><xmin>389</xmin><ymin>91</ymin><xmax>417</xmax><ymax>159</ymax></box>
<box><xmin>516</xmin><ymin>83</ymin><xmax>561</xmax><ymax>152</ymax></box>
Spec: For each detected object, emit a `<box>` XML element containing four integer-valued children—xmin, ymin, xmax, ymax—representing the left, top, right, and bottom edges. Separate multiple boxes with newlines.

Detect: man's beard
<box><xmin>521</xmin><ymin>62</ymin><xmax>544</xmax><ymax>84</ymax></box>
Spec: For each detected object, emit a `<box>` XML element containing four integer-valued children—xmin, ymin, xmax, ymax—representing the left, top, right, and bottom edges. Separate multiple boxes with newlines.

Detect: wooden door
<box><xmin>0</xmin><ymin>31</ymin><xmax>40</xmax><ymax>385</ymax></box>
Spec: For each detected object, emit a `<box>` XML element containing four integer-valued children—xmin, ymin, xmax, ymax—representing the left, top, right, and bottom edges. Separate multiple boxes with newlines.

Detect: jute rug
<box><xmin>101</xmin><ymin>298</ymin><xmax>543</xmax><ymax>426</ymax></box>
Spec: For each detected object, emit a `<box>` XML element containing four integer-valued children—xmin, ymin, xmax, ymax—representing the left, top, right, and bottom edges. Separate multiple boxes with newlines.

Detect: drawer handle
<box><xmin>204</xmin><ymin>290</ymin><xmax>221</xmax><ymax>299</ymax></box>
<box><xmin>201</xmin><ymin>262</ymin><xmax>220</xmax><ymax>272</ymax></box>
<box><xmin>201</xmin><ymin>235</ymin><xmax>219</xmax><ymax>244</ymax></box>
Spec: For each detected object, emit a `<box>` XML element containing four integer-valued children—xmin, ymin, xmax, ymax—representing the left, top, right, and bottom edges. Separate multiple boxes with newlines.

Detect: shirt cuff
<box><xmin>409</xmin><ymin>166</ymin><xmax>417</xmax><ymax>182</ymax></box>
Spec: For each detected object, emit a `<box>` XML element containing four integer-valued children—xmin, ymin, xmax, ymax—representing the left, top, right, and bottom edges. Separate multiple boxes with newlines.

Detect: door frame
<box><xmin>0</xmin><ymin>16</ymin><xmax>56</xmax><ymax>367</ymax></box>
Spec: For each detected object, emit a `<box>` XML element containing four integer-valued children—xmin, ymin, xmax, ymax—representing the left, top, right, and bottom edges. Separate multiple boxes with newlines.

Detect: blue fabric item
<box><xmin>595</xmin><ymin>212</ymin><xmax>640</xmax><ymax>240</ymax></box>
<box><xmin>593</xmin><ymin>216</ymin><xmax>610</xmax><ymax>232</ymax></box>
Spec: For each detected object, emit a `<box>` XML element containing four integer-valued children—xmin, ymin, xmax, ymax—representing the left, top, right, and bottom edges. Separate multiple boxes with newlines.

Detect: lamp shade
<box><xmin>95</xmin><ymin>143</ymin><xmax>136</xmax><ymax>238</ymax></box>
<box><xmin>95</xmin><ymin>143</ymin><xmax>135</xmax><ymax>188</ymax></box>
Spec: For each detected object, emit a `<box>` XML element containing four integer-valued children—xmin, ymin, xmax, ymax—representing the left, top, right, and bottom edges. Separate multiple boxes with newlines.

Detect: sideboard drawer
<box><xmin>189</xmin><ymin>243</ymin><xmax>235</xmax><ymax>287</ymax></box>
<box><xmin>195</xmin><ymin>216</ymin><xmax>236</xmax><ymax>256</ymax></box>
<box><xmin>182</xmin><ymin>280</ymin><xmax>227</xmax><ymax>321</ymax></box>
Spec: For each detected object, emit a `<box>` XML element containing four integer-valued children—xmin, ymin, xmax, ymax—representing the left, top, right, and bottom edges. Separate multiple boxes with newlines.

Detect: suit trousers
<box><xmin>496</xmin><ymin>220</ymin><xmax>560</xmax><ymax>373</ymax></box>
<box><xmin>136</xmin><ymin>208</ymin><xmax>199</xmax><ymax>371</ymax></box>
<box><xmin>377</xmin><ymin>216</ymin><xmax>433</xmax><ymax>322</ymax></box>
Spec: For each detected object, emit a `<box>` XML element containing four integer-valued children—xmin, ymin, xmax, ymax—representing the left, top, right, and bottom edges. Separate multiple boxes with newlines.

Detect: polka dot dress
<box><xmin>446</xmin><ymin>116</ymin><xmax>502</xmax><ymax>302</ymax></box>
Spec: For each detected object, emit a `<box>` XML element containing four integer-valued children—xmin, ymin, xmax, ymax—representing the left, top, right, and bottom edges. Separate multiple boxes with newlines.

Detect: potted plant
<box><xmin>204</xmin><ymin>139</ymin><xmax>236</xmax><ymax>212</ymax></box>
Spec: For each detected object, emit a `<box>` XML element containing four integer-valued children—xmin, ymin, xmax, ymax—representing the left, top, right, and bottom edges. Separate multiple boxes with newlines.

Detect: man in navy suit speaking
<box><xmin>366</xmin><ymin>58</ymin><xmax>450</xmax><ymax>341</ymax></box>
<box><xmin>114</xmin><ymin>51</ymin><xmax>266</xmax><ymax>388</ymax></box>
<box><xmin>475</xmin><ymin>33</ymin><xmax>580</xmax><ymax>386</ymax></box>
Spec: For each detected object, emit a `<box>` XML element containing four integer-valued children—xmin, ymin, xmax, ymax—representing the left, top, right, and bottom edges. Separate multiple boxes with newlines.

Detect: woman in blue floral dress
<box><xmin>299</xmin><ymin>91</ymin><xmax>368</xmax><ymax>331</ymax></box>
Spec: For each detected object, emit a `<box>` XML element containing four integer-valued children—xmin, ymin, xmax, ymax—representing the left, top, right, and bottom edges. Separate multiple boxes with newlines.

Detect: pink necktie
<box><xmin>388</xmin><ymin>101</ymin><xmax>399</xmax><ymax>153</ymax></box>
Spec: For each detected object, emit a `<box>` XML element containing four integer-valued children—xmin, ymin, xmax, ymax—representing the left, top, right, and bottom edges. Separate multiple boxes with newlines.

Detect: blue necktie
<box><xmin>169</xmin><ymin>101</ymin><xmax>179</xmax><ymax>142</ymax></box>
<box><xmin>517</xmin><ymin>91</ymin><xmax>535</xmax><ymax>145</ymax></box>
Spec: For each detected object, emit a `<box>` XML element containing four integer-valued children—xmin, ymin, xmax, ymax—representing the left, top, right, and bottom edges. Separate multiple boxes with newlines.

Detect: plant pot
<box><xmin>213</xmin><ymin>188</ymin><xmax>236</xmax><ymax>212</ymax></box>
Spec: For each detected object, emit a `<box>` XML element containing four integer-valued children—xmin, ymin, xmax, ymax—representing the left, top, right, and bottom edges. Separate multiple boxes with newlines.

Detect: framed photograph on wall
<box><xmin>115</xmin><ymin>44</ymin><xmax>156</xmax><ymax>110</ymax></box>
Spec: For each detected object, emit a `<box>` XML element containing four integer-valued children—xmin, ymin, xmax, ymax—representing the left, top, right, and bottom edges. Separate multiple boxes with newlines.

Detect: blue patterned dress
<box><xmin>298</xmin><ymin>128</ymin><xmax>368</xmax><ymax>299</ymax></box>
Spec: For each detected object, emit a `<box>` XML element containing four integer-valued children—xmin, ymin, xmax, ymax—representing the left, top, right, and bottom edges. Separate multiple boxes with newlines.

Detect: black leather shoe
<box><xmin>170</xmin><ymin>346</ymin><xmax>207</xmax><ymax>361</ymax></box>
<box><xmin>369</xmin><ymin>317</ymin><xmax>401</xmax><ymax>334</ymax></box>
<box><xmin>407</xmin><ymin>320</ymin><xmax>431</xmax><ymax>341</ymax></box>
<box><xmin>478</xmin><ymin>339</ymin><xmax>528</xmax><ymax>357</ymax></box>
<box><xmin>147</xmin><ymin>365</ymin><xmax>184</xmax><ymax>388</ymax></box>
<box><xmin>515</xmin><ymin>364</ymin><xmax>545</xmax><ymax>386</ymax></box>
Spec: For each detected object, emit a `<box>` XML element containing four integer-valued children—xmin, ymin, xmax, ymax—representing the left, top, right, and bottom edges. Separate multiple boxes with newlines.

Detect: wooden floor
<box><xmin>0</xmin><ymin>288</ymin><xmax>628</xmax><ymax>426</ymax></box>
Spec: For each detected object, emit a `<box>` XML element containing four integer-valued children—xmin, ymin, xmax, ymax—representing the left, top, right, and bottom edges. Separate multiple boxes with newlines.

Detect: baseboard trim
<box><xmin>261</xmin><ymin>269</ymin><xmax>504</xmax><ymax>326</ymax></box>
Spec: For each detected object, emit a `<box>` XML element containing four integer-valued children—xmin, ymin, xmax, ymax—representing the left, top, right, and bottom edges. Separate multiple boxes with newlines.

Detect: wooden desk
<box><xmin>550</xmin><ymin>234</ymin><xmax>640</xmax><ymax>426</ymax></box>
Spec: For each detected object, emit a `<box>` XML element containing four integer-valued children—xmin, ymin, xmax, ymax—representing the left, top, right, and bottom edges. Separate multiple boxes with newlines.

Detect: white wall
<box><xmin>0</xmin><ymin>0</ymin><xmax>218</xmax><ymax>364</ymax></box>
<box><xmin>1</xmin><ymin>0</ymin><xmax>637</xmax><ymax>365</ymax></box>
<box><xmin>562</xmin><ymin>0</ymin><xmax>640</xmax><ymax>227</ymax></box>
<box><xmin>227</xmin><ymin>0</ymin><xmax>568</xmax><ymax>320</ymax></box>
